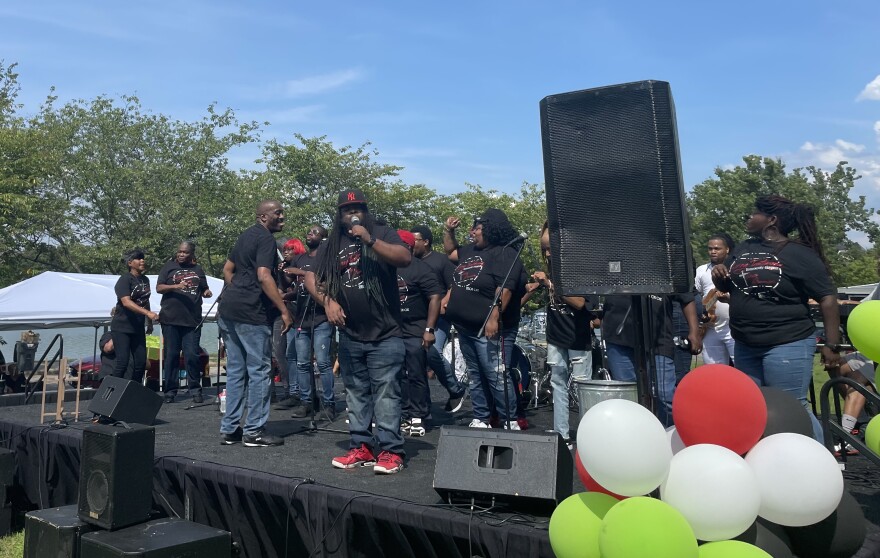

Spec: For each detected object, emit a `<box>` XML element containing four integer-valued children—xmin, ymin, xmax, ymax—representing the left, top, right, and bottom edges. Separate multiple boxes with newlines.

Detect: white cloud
<box><xmin>283</xmin><ymin>69</ymin><xmax>364</xmax><ymax>98</ymax></box>
<box><xmin>801</xmin><ymin>141</ymin><xmax>817</xmax><ymax>151</ymax></box>
<box><xmin>875</xmin><ymin>121</ymin><xmax>880</xmax><ymax>141</ymax></box>
<box><xmin>857</xmin><ymin>75</ymin><xmax>880</xmax><ymax>101</ymax></box>
<box><xmin>835</xmin><ymin>139</ymin><xmax>865</xmax><ymax>153</ymax></box>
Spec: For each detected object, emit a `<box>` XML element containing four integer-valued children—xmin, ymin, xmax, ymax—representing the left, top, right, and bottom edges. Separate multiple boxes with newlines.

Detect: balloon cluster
<box><xmin>843</xmin><ymin>300</ymin><xmax>880</xmax><ymax>457</ymax></box>
<box><xmin>549</xmin><ymin>364</ymin><xmax>866</xmax><ymax>558</ymax></box>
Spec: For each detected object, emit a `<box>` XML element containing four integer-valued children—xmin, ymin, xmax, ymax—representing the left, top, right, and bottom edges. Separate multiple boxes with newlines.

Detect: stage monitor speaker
<box><xmin>23</xmin><ymin>504</ymin><xmax>99</xmax><ymax>558</ymax></box>
<box><xmin>88</xmin><ymin>376</ymin><xmax>163</xmax><ymax>425</ymax></box>
<box><xmin>79</xmin><ymin>518</ymin><xmax>232</xmax><ymax>558</ymax></box>
<box><xmin>78</xmin><ymin>423</ymin><xmax>154</xmax><ymax>530</ymax></box>
<box><xmin>540</xmin><ymin>80</ymin><xmax>694</xmax><ymax>295</ymax></box>
<box><xmin>433</xmin><ymin>426</ymin><xmax>572</xmax><ymax>510</ymax></box>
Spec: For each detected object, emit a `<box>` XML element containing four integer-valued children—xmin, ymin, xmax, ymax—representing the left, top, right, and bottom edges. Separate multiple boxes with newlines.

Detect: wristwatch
<box><xmin>365</xmin><ymin>237</ymin><xmax>376</xmax><ymax>247</ymax></box>
<box><xmin>825</xmin><ymin>343</ymin><xmax>843</xmax><ymax>353</ymax></box>
<box><xmin>425</xmin><ymin>327</ymin><xmax>435</xmax><ymax>334</ymax></box>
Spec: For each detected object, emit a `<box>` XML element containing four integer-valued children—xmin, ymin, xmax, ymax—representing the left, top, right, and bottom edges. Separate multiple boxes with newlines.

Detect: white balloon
<box><xmin>666</xmin><ymin>426</ymin><xmax>687</xmax><ymax>455</ymax></box>
<box><xmin>745</xmin><ymin>433</ymin><xmax>843</xmax><ymax>527</ymax></box>
<box><xmin>660</xmin><ymin>444</ymin><xmax>761</xmax><ymax>541</ymax></box>
<box><xmin>576</xmin><ymin>399</ymin><xmax>672</xmax><ymax>496</ymax></box>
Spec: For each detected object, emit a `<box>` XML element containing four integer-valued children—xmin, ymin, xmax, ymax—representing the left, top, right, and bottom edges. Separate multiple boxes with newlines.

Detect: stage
<box><xmin>1</xmin><ymin>379</ymin><xmax>879</xmax><ymax>557</ymax></box>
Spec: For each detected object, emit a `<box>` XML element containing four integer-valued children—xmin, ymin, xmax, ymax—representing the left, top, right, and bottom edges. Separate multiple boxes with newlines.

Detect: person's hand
<box><xmin>445</xmin><ymin>216</ymin><xmax>460</xmax><ymax>231</ymax></box>
<box><xmin>710</xmin><ymin>264</ymin><xmax>730</xmax><ymax>281</ymax></box>
<box><xmin>147</xmin><ymin>311</ymin><xmax>159</xmax><ymax>322</ymax></box>
<box><xmin>532</xmin><ymin>271</ymin><xmax>549</xmax><ymax>287</ymax></box>
<box><xmin>325</xmin><ymin>298</ymin><xmax>347</xmax><ymax>327</ymax></box>
<box><xmin>716</xmin><ymin>291</ymin><xmax>730</xmax><ymax>303</ymax></box>
<box><xmin>203</xmin><ymin>289</ymin><xmax>213</xmax><ymax>298</ymax></box>
<box><xmin>349</xmin><ymin>224</ymin><xmax>371</xmax><ymax>245</ymax></box>
<box><xmin>688</xmin><ymin>333</ymin><xmax>703</xmax><ymax>356</ymax></box>
<box><xmin>280</xmin><ymin>310</ymin><xmax>293</xmax><ymax>335</ymax></box>
<box><xmin>422</xmin><ymin>331</ymin><xmax>436</xmax><ymax>350</ymax></box>
<box><xmin>821</xmin><ymin>346</ymin><xmax>841</xmax><ymax>371</ymax></box>
<box><xmin>484</xmin><ymin>317</ymin><xmax>499</xmax><ymax>340</ymax></box>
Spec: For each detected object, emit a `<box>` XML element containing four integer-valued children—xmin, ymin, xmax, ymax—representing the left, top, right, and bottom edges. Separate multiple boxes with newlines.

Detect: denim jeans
<box><xmin>426</xmin><ymin>318</ymin><xmax>465</xmax><ymax>396</ymax></box>
<box><xmin>606</xmin><ymin>342</ymin><xmax>676</xmax><ymax>427</ymax></box>
<box><xmin>547</xmin><ymin>343</ymin><xmax>591</xmax><ymax>439</ymax></box>
<box><xmin>162</xmin><ymin>323</ymin><xmax>202</xmax><ymax>395</ymax></box>
<box><xmin>456</xmin><ymin>327</ymin><xmax>518</xmax><ymax>422</ymax></box>
<box><xmin>290</xmin><ymin>321</ymin><xmax>335</xmax><ymax>405</ymax></box>
<box><xmin>734</xmin><ymin>336</ymin><xmax>822</xmax><ymax>440</ymax></box>
<box><xmin>272</xmin><ymin>316</ymin><xmax>291</xmax><ymax>393</ymax></box>
<box><xmin>219</xmin><ymin>317</ymin><xmax>272</xmax><ymax>437</ymax></box>
<box><xmin>338</xmin><ymin>333</ymin><xmax>406</xmax><ymax>455</ymax></box>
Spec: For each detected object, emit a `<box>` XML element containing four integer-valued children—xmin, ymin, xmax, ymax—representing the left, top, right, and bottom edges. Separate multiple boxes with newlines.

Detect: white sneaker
<box><xmin>468</xmin><ymin>419</ymin><xmax>489</xmax><ymax>428</ymax></box>
<box><xmin>405</xmin><ymin>418</ymin><xmax>426</xmax><ymax>437</ymax></box>
<box><xmin>505</xmin><ymin>421</ymin><xmax>521</xmax><ymax>431</ymax></box>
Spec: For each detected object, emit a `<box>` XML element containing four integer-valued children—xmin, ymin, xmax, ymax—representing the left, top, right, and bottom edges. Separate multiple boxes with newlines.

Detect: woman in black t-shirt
<box><xmin>110</xmin><ymin>249</ymin><xmax>160</xmax><ymax>382</ymax></box>
<box><xmin>712</xmin><ymin>195</ymin><xmax>840</xmax><ymax>438</ymax></box>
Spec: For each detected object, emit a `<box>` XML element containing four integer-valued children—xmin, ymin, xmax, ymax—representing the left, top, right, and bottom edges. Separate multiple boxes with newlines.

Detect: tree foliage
<box><xmin>688</xmin><ymin>155</ymin><xmax>880</xmax><ymax>284</ymax></box>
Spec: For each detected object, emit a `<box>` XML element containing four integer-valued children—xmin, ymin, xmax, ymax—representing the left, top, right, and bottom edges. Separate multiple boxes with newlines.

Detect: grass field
<box><xmin>0</xmin><ymin>531</ymin><xmax>23</xmax><ymax>557</ymax></box>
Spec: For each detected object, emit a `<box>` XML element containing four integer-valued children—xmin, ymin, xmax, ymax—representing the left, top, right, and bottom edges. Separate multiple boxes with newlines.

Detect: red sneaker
<box><xmin>517</xmin><ymin>417</ymin><xmax>529</xmax><ymax>430</ymax></box>
<box><xmin>373</xmin><ymin>451</ymin><xmax>404</xmax><ymax>474</ymax></box>
<box><xmin>331</xmin><ymin>443</ymin><xmax>376</xmax><ymax>469</ymax></box>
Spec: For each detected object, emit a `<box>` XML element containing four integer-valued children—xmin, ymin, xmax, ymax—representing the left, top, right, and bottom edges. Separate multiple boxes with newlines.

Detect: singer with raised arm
<box><xmin>305</xmin><ymin>188</ymin><xmax>411</xmax><ymax>474</ymax></box>
<box><xmin>443</xmin><ymin>208</ymin><xmax>527</xmax><ymax>430</ymax></box>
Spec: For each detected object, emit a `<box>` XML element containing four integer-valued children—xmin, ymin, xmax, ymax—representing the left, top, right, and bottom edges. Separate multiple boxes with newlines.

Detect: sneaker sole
<box><xmin>220</xmin><ymin>440</ymin><xmax>241</xmax><ymax>445</ymax></box>
<box><xmin>374</xmin><ymin>465</ymin><xmax>403</xmax><ymax>474</ymax></box>
<box><xmin>332</xmin><ymin>460</ymin><xmax>377</xmax><ymax>469</ymax></box>
<box><xmin>243</xmin><ymin>440</ymin><xmax>284</xmax><ymax>447</ymax></box>
<box><xmin>406</xmin><ymin>429</ymin><xmax>426</xmax><ymax>437</ymax></box>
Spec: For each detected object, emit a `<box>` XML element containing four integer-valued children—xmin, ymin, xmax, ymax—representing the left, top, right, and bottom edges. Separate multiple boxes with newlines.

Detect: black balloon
<box><xmin>735</xmin><ymin>517</ymin><xmax>794</xmax><ymax>558</ymax></box>
<box><xmin>761</xmin><ymin>386</ymin><xmax>814</xmax><ymax>438</ymax></box>
<box><xmin>786</xmin><ymin>490</ymin><xmax>866</xmax><ymax>558</ymax></box>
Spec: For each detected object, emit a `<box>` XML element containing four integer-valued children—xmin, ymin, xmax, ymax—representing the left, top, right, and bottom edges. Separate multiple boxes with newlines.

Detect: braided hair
<box><xmin>313</xmin><ymin>207</ymin><xmax>389</xmax><ymax>306</ymax></box>
<box><xmin>755</xmin><ymin>194</ymin><xmax>829</xmax><ymax>270</ymax></box>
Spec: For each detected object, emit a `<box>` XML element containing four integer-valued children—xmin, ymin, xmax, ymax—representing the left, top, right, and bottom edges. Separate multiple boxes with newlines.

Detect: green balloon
<box><xmin>699</xmin><ymin>541</ymin><xmax>773</xmax><ymax>557</ymax></box>
<box><xmin>599</xmin><ymin>497</ymin><xmax>698</xmax><ymax>558</ymax></box>
<box><xmin>846</xmin><ymin>301</ymin><xmax>880</xmax><ymax>363</ymax></box>
<box><xmin>866</xmin><ymin>415</ymin><xmax>880</xmax><ymax>457</ymax></box>
<box><xmin>549</xmin><ymin>492</ymin><xmax>619</xmax><ymax>558</ymax></box>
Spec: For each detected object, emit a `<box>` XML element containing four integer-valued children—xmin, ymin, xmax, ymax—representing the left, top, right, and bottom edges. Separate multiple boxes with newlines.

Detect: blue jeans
<box><xmin>338</xmin><ymin>333</ymin><xmax>406</xmax><ymax>455</ymax></box>
<box><xmin>219</xmin><ymin>317</ymin><xmax>273</xmax><ymax>437</ymax></box>
<box><xmin>547</xmin><ymin>343</ymin><xmax>591</xmax><ymax>439</ymax></box>
<box><xmin>290</xmin><ymin>321</ymin><xmax>335</xmax><ymax>405</ymax></box>
<box><xmin>606</xmin><ymin>342</ymin><xmax>676</xmax><ymax>426</ymax></box>
<box><xmin>426</xmin><ymin>318</ymin><xmax>465</xmax><ymax>396</ymax></box>
<box><xmin>734</xmin><ymin>337</ymin><xmax>822</xmax><ymax>441</ymax></box>
<box><xmin>456</xmin><ymin>327</ymin><xmax>518</xmax><ymax>422</ymax></box>
<box><xmin>162</xmin><ymin>324</ymin><xmax>202</xmax><ymax>395</ymax></box>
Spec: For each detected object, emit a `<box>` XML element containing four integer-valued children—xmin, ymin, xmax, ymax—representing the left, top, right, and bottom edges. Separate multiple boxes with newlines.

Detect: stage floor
<box><xmin>2</xmin><ymin>377</ymin><xmax>879</xmax><ymax>557</ymax></box>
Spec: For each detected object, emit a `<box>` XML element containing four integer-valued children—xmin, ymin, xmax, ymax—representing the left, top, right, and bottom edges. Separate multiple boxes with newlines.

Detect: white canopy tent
<box><xmin>0</xmin><ymin>271</ymin><xmax>224</xmax><ymax>331</ymax></box>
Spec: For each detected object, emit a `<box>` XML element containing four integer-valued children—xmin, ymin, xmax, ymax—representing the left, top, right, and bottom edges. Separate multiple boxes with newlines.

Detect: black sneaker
<box><xmin>192</xmin><ymin>393</ymin><xmax>204</xmax><ymax>404</ymax></box>
<box><xmin>243</xmin><ymin>430</ymin><xmax>284</xmax><ymax>447</ymax></box>
<box><xmin>163</xmin><ymin>393</ymin><xmax>176</xmax><ymax>404</ymax></box>
<box><xmin>291</xmin><ymin>405</ymin><xmax>311</xmax><ymax>419</ymax></box>
<box><xmin>324</xmin><ymin>405</ymin><xmax>338</xmax><ymax>422</ymax></box>
<box><xmin>274</xmin><ymin>398</ymin><xmax>300</xmax><ymax>410</ymax></box>
<box><xmin>445</xmin><ymin>390</ymin><xmax>466</xmax><ymax>413</ymax></box>
<box><xmin>220</xmin><ymin>427</ymin><xmax>243</xmax><ymax>445</ymax></box>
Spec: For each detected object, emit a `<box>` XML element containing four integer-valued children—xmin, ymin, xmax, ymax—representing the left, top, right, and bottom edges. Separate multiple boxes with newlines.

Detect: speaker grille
<box><xmin>540</xmin><ymin>80</ymin><xmax>693</xmax><ymax>295</ymax></box>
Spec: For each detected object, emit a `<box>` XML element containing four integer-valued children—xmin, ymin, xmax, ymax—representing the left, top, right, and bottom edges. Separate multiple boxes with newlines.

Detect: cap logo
<box><xmin>347</xmin><ymin>192</ymin><xmax>356</xmax><ymax>201</ymax></box>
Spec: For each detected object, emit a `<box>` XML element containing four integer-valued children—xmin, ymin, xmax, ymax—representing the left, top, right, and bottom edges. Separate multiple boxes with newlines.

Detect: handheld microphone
<box><xmin>503</xmin><ymin>232</ymin><xmax>529</xmax><ymax>248</ymax></box>
<box><xmin>350</xmin><ymin>216</ymin><xmax>362</xmax><ymax>244</ymax></box>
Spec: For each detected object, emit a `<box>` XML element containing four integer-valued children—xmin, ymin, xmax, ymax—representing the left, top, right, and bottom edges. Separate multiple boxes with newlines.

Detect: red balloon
<box><xmin>575</xmin><ymin>452</ymin><xmax>625</xmax><ymax>500</ymax></box>
<box><xmin>672</xmin><ymin>364</ymin><xmax>768</xmax><ymax>455</ymax></box>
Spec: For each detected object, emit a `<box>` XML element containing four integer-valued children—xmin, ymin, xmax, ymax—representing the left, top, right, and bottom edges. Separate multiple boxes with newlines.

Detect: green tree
<box><xmin>688</xmin><ymin>155</ymin><xmax>879</xmax><ymax>283</ymax></box>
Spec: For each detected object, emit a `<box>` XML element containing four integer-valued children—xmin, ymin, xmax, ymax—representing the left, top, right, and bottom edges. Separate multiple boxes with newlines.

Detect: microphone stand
<box><xmin>186</xmin><ymin>283</ymin><xmax>227</xmax><ymax>411</ymax></box>
<box><xmin>477</xmin><ymin>238</ymin><xmax>527</xmax><ymax>429</ymax></box>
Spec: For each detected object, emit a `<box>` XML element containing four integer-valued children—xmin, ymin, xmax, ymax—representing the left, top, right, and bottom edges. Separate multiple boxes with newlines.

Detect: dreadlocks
<box><xmin>480</xmin><ymin>208</ymin><xmax>519</xmax><ymax>247</ymax></box>
<box><xmin>755</xmin><ymin>194</ymin><xmax>829</xmax><ymax>270</ymax></box>
<box><xmin>313</xmin><ymin>207</ymin><xmax>389</xmax><ymax>307</ymax></box>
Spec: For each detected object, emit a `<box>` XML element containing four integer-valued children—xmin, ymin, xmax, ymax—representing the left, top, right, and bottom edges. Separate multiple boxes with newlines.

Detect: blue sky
<box><xmin>3</xmin><ymin>1</ymin><xmax>879</xmax><ymax>228</ymax></box>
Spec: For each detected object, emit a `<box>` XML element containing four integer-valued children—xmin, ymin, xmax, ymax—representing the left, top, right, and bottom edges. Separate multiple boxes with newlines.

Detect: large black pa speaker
<box><xmin>540</xmin><ymin>80</ymin><xmax>694</xmax><ymax>295</ymax></box>
<box><xmin>88</xmin><ymin>376</ymin><xmax>163</xmax><ymax>425</ymax></box>
<box><xmin>79</xmin><ymin>518</ymin><xmax>232</xmax><ymax>558</ymax></box>
<box><xmin>433</xmin><ymin>426</ymin><xmax>572</xmax><ymax>509</ymax></box>
<box><xmin>23</xmin><ymin>504</ymin><xmax>99</xmax><ymax>558</ymax></box>
<box><xmin>78</xmin><ymin>423</ymin><xmax>154</xmax><ymax>530</ymax></box>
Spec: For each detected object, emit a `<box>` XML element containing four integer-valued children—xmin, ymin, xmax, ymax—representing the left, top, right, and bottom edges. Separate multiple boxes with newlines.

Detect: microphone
<box><xmin>503</xmin><ymin>232</ymin><xmax>528</xmax><ymax>248</ymax></box>
<box><xmin>350</xmin><ymin>215</ymin><xmax>362</xmax><ymax>244</ymax></box>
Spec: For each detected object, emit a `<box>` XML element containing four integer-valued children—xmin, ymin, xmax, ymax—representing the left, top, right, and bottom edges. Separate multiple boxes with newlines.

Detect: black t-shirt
<box><xmin>546</xmin><ymin>294</ymin><xmax>595</xmax><ymax>350</ymax></box>
<box><xmin>281</xmin><ymin>259</ymin><xmax>298</xmax><ymax>317</ymax></box>
<box><xmin>220</xmin><ymin>224</ymin><xmax>281</xmax><ymax>326</ymax></box>
<box><xmin>315</xmin><ymin>225</ymin><xmax>407</xmax><ymax>342</ymax></box>
<box><xmin>602</xmin><ymin>293</ymin><xmax>692</xmax><ymax>358</ymax></box>
<box><xmin>724</xmin><ymin>238</ymin><xmax>835</xmax><ymax>347</ymax></box>
<box><xmin>445</xmin><ymin>244</ymin><xmax>526</xmax><ymax>334</ymax></box>
<box><xmin>291</xmin><ymin>252</ymin><xmax>327</xmax><ymax>329</ymax></box>
<box><xmin>111</xmin><ymin>273</ymin><xmax>151</xmax><ymax>334</ymax></box>
<box><xmin>420</xmin><ymin>251</ymin><xmax>455</xmax><ymax>292</ymax></box>
<box><xmin>501</xmin><ymin>266</ymin><xmax>528</xmax><ymax>331</ymax></box>
<box><xmin>397</xmin><ymin>257</ymin><xmax>444</xmax><ymax>338</ymax></box>
<box><xmin>157</xmin><ymin>260</ymin><xmax>209</xmax><ymax>328</ymax></box>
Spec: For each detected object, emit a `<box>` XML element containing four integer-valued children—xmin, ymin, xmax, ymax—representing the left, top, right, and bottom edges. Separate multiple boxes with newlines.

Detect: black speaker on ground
<box><xmin>78</xmin><ymin>423</ymin><xmax>154</xmax><ymax>530</ymax></box>
<box><xmin>540</xmin><ymin>80</ymin><xmax>694</xmax><ymax>295</ymax></box>
<box><xmin>23</xmin><ymin>504</ymin><xmax>99</xmax><ymax>558</ymax></box>
<box><xmin>88</xmin><ymin>376</ymin><xmax>163</xmax><ymax>425</ymax></box>
<box><xmin>433</xmin><ymin>426</ymin><xmax>573</xmax><ymax>509</ymax></box>
<box><xmin>79</xmin><ymin>518</ymin><xmax>232</xmax><ymax>558</ymax></box>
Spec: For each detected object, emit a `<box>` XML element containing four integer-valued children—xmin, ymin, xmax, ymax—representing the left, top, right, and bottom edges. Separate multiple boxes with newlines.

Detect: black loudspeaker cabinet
<box><xmin>79</xmin><ymin>518</ymin><xmax>232</xmax><ymax>558</ymax></box>
<box><xmin>24</xmin><ymin>504</ymin><xmax>99</xmax><ymax>558</ymax></box>
<box><xmin>78</xmin><ymin>423</ymin><xmax>155</xmax><ymax>530</ymax></box>
<box><xmin>88</xmin><ymin>376</ymin><xmax>163</xmax><ymax>425</ymax></box>
<box><xmin>433</xmin><ymin>426</ymin><xmax>573</xmax><ymax>510</ymax></box>
<box><xmin>0</xmin><ymin>447</ymin><xmax>13</xmax><ymax>505</ymax></box>
<box><xmin>540</xmin><ymin>80</ymin><xmax>694</xmax><ymax>295</ymax></box>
